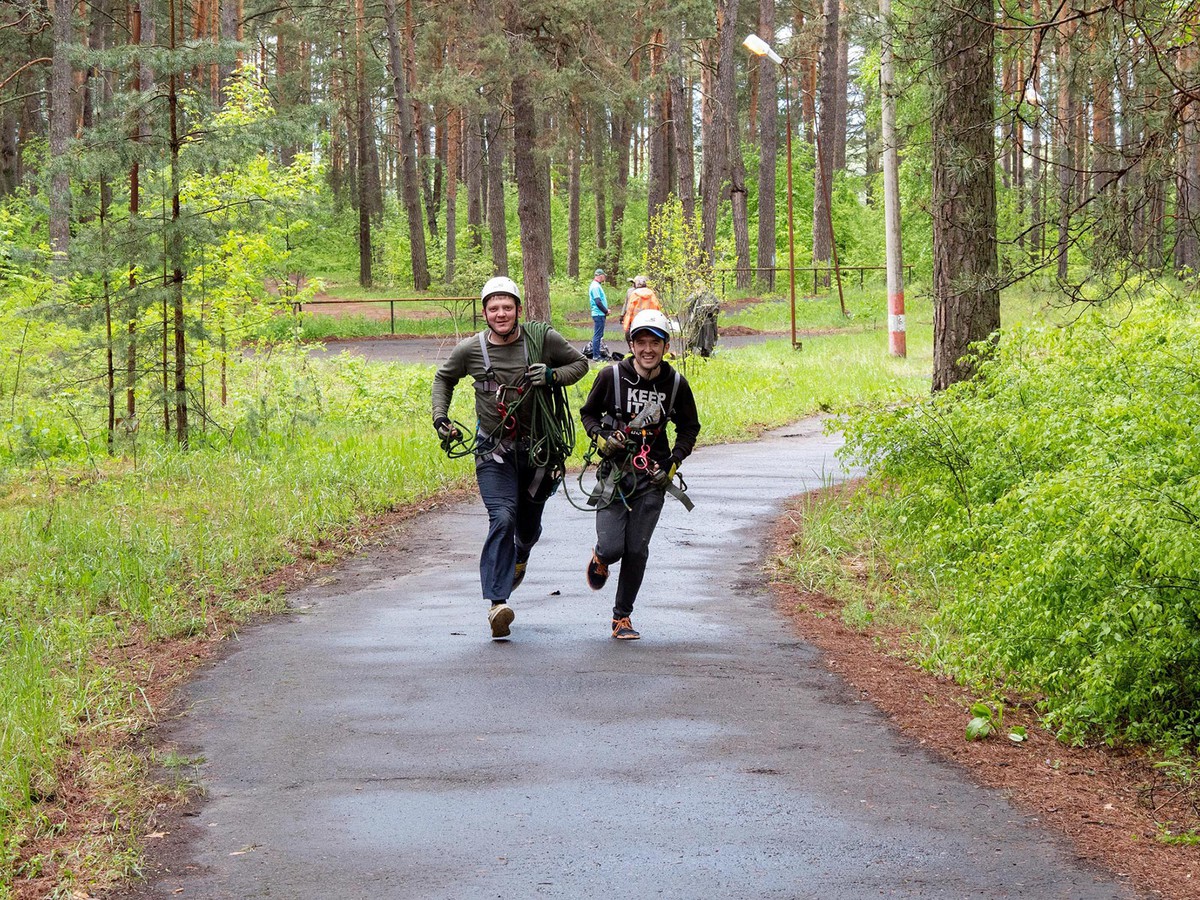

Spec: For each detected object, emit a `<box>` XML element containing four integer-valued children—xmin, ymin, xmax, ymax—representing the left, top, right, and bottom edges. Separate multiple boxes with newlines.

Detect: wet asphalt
<box><xmin>128</xmin><ymin>419</ymin><xmax>1136</xmax><ymax>900</ymax></box>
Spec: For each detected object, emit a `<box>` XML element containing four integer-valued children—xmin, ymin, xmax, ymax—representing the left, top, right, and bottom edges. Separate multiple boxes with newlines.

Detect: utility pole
<box><xmin>880</xmin><ymin>0</ymin><xmax>906</xmax><ymax>357</ymax></box>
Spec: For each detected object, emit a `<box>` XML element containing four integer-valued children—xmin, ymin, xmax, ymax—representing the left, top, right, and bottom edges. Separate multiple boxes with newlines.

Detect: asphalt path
<box><xmin>127</xmin><ymin>421</ymin><xmax>1135</xmax><ymax>900</ymax></box>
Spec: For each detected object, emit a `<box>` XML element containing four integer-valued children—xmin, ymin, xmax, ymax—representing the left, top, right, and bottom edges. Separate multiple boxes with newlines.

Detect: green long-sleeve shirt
<box><xmin>431</xmin><ymin>326</ymin><xmax>588</xmax><ymax>439</ymax></box>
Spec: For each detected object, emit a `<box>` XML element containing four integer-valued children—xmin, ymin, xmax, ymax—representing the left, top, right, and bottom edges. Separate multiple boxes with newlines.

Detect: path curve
<box><xmin>122</xmin><ymin>421</ymin><xmax>1134</xmax><ymax>899</ymax></box>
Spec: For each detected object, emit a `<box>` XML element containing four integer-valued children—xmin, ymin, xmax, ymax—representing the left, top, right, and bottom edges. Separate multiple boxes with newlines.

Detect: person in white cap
<box><xmin>431</xmin><ymin>276</ymin><xmax>589</xmax><ymax>639</ymax></box>
<box><xmin>578</xmin><ymin>308</ymin><xmax>701</xmax><ymax>640</ymax></box>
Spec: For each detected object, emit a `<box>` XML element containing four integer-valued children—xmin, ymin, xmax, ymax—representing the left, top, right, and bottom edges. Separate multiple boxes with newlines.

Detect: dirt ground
<box><xmin>770</xmin><ymin>496</ymin><xmax>1200</xmax><ymax>900</ymax></box>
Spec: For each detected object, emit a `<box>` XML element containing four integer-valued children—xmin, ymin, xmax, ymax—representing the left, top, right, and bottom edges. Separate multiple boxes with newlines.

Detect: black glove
<box><xmin>525</xmin><ymin>363</ymin><xmax>555</xmax><ymax>387</ymax></box>
<box><xmin>433</xmin><ymin>416</ymin><xmax>461</xmax><ymax>447</ymax></box>
<box><xmin>650</xmin><ymin>454</ymin><xmax>681</xmax><ymax>488</ymax></box>
<box><xmin>594</xmin><ymin>428</ymin><xmax>627</xmax><ymax>458</ymax></box>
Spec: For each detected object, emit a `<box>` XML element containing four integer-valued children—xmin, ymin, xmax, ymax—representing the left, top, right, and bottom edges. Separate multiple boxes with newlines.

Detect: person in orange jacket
<box><xmin>621</xmin><ymin>274</ymin><xmax>663</xmax><ymax>335</ymax></box>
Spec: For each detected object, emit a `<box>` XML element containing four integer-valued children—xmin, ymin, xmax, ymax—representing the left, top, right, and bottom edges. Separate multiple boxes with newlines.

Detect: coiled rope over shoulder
<box><xmin>522</xmin><ymin>320</ymin><xmax>576</xmax><ymax>471</ymax></box>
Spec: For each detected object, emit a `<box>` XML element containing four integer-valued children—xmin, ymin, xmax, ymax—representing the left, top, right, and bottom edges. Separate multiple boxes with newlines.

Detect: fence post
<box><xmin>390</xmin><ymin>300</ymin><xmax>396</xmax><ymax>335</ymax></box>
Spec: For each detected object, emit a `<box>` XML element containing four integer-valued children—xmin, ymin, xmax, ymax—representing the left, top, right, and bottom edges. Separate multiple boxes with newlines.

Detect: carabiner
<box><xmin>632</xmin><ymin>443</ymin><xmax>652</xmax><ymax>471</ymax></box>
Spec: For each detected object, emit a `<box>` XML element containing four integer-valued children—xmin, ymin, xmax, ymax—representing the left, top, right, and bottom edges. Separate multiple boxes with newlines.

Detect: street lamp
<box><xmin>742</xmin><ymin>33</ymin><xmax>799</xmax><ymax>350</ymax></box>
<box><xmin>743</xmin><ymin>33</ymin><xmax>846</xmax><ymax>349</ymax></box>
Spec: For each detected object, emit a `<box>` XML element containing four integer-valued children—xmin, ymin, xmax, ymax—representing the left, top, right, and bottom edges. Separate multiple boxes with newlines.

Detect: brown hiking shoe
<box><xmin>488</xmin><ymin>602</ymin><xmax>515</xmax><ymax>639</ymax></box>
<box><xmin>611</xmin><ymin>617</ymin><xmax>640</xmax><ymax>640</ymax></box>
<box><xmin>586</xmin><ymin>551</ymin><xmax>609</xmax><ymax>590</ymax></box>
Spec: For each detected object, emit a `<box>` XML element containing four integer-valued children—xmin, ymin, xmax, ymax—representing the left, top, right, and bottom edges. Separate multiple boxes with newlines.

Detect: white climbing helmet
<box><xmin>627</xmin><ymin>308</ymin><xmax>671</xmax><ymax>342</ymax></box>
<box><xmin>480</xmin><ymin>275</ymin><xmax>521</xmax><ymax>306</ymax></box>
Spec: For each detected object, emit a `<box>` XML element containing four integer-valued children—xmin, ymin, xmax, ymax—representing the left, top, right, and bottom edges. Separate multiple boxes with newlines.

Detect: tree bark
<box><xmin>511</xmin><ymin>62</ymin><xmax>552</xmax><ymax>319</ymax></box>
<box><xmin>49</xmin><ymin>0</ymin><xmax>73</xmax><ymax>261</ymax></box>
<box><xmin>466</xmin><ymin>109</ymin><xmax>484</xmax><ymax>250</ymax></box>
<box><xmin>812</xmin><ymin>0</ymin><xmax>839</xmax><ymax>276</ymax></box>
<box><xmin>383</xmin><ymin>0</ymin><xmax>429</xmax><ymax>288</ymax></box>
<box><xmin>591</xmin><ymin>110</ymin><xmax>608</xmax><ymax>253</ymax></box>
<box><xmin>700</xmin><ymin>0</ymin><xmax>737</xmax><ymax>263</ymax></box>
<box><xmin>930</xmin><ymin>0</ymin><xmax>999</xmax><ymax>391</ymax></box>
<box><xmin>1055</xmin><ymin>19</ymin><xmax>1075</xmax><ymax>281</ymax></box>
<box><xmin>755</xmin><ymin>0</ymin><xmax>777</xmax><ymax>289</ymax></box>
<box><xmin>833</xmin><ymin>0</ymin><xmax>849</xmax><ymax>171</ymax></box>
<box><xmin>669</xmin><ymin>32</ymin><xmax>696</xmax><ymax>226</ymax></box>
<box><xmin>353</xmin><ymin>0</ymin><xmax>372</xmax><ymax>287</ymax></box>
<box><xmin>486</xmin><ymin>108</ymin><xmax>509</xmax><ymax>275</ymax></box>
<box><xmin>568</xmin><ymin>129</ymin><xmax>581</xmax><ymax>279</ymax></box>
<box><xmin>1174</xmin><ymin>43</ymin><xmax>1200</xmax><ymax>275</ymax></box>
<box><xmin>646</xmin><ymin>29</ymin><xmax>671</xmax><ymax>263</ymax></box>
<box><xmin>445</xmin><ymin>106</ymin><xmax>459</xmax><ymax>283</ymax></box>
<box><xmin>168</xmin><ymin>0</ymin><xmax>188</xmax><ymax>443</ymax></box>
<box><xmin>608</xmin><ymin>114</ymin><xmax>632</xmax><ymax>277</ymax></box>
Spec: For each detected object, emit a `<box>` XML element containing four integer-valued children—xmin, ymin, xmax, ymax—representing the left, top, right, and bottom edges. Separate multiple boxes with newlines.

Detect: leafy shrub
<box><xmin>840</xmin><ymin>290</ymin><xmax>1200</xmax><ymax>747</ymax></box>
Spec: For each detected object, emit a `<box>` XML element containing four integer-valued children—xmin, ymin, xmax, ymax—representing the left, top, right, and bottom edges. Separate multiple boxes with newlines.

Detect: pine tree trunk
<box><xmin>49</xmin><ymin>0</ymin><xmax>73</xmax><ymax>261</ymax></box>
<box><xmin>608</xmin><ymin>114</ymin><xmax>632</xmax><ymax>277</ymax></box>
<box><xmin>168</xmin><ymin>0</ymin><xmax>188</xmax><ymax>443</ymax></box>
<box><xmin>669</xmin><ymin>32</ymin><xmax>696</xmax><ymax>225</ymax></box>
<box><xmin>127</xmin><ymin>0</ymin><xmax>143</xmax><ymax>421</ymax></box>
<box><xmin>700</xmin><ymin>0</ymin><xmax>737</xmax><ymax>263</ymax></box>
<box><xmin>487</xmin><ymin>108</ymin><xmax>509</xmax><ymax>275</ymax></box>
<box><xmin>1174</xmin><ymin>43</ymin><xmax>1200</xmax><ymax>275</ymax></box>
<box><xmin>930</xmin><ymin>0</ymin><xmax>999</xmax><ymax>392</ymax></box>
<box><xmin>755</xmin><ymin>0</ymin><xmax>777</xmax><ymax>289</ymax></box>
<box><xmin>353</xmin><ymin>0</ymin><xmax>372</xmax><ymax>287</ymax></box>
<box><xmin>833</xmin><ymin>1</ymin><xmax>849</xmax><ymax>171</ymax></box>
<box><xmin>445</xmin><ymin>107</ymin><xmax>459</xmax><ymax>284</ymax></box>
<box><xmin>591</xmin><ymin>110</ymin><xmax>608</xmax><ymax>254</ymax></box>
<box><xmin>466</xmin><ymin>110</ymin><xmax>484</xmax><ymax>250</ymax></box>
<box><xmin>568</xmin><ymin>134</ymin><xmax>581</xmax><ymax>279</ymax></box>
<box><xmin>646</xmin><ymin>30</ymin><xmax>671</xmax><ymax>262</ymax></box>
<box><xmin>1055</xmin><ymin>20</ymin><xmax>1075</xmax><ymax>281</ymax></box>
<box><xmin>812</xmin><ymin>0</ymin><xmax>839</xmax><ymax>277</ymax></box>
<box><xmin>512</xmin><ymin>69</ymin><xmax>552</xmax><ymax>320</ymax></box>
<box><xmin>1029</xmin><ymin>0</ymin><xmax>1044</xmax><ymax>261</ymax></box>
<box><xmin>383</xmin><ymin>0</ymin><xmax>429</xmax><ymax>288</ymax></box>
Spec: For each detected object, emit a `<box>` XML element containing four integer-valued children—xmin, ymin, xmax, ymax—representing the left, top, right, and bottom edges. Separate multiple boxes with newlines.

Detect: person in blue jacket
<box><xmin>588</xmin><ymin>268</ymin><xmax>608</xmax><ymax>361</ymax></box>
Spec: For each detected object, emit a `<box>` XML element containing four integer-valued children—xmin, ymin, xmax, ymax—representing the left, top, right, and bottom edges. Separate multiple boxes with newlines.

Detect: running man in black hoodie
<box><xmin>578</xmin><ymin>309</ymin><xmax>701</xmax><ymax>640</ymax></box>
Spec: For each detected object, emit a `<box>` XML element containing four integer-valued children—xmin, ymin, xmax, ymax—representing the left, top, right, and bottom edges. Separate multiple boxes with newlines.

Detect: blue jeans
<box><xmin>591</xmin><ymin>315</ymin><xmax>606</xmax><ymax>360</ymax></box>
<box><xmin>475</xmin><ymin>441</ymin><xmax>558</xmax><ymax>603</ymax></box>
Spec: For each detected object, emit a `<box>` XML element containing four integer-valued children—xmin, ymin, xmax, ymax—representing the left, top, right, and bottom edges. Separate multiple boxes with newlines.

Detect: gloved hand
<box><xmin>434</xmin><ymin>416</ymin><xmax>461</xmax><ymax>448</ymax></box>
<box><xmin>525</xmin><ymin>363</ymin><xmax>555</xmax><ymax>386</ymax></box>
<box><xmin>649</xmin><ymin>457</ymin><xmax>679</xmax><ymax>488</ymax></box>
<box><xmin>594</xmin><ymin>428</ymin><xmax>627</xmax><ymax>458</ymax></box>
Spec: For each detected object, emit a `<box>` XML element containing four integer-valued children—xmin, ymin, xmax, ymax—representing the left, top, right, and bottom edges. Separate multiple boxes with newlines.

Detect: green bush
<box><xmin>840</xmin><ymin>290</ymin><xmax>1200</xmax><ymax>747</ymax></box>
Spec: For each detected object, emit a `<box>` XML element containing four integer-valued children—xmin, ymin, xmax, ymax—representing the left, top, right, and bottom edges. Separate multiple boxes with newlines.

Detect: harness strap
<box><xmin>474</xmin><ymin>329</ymin><xmax>531</xmax><ymax>394</ymax></box>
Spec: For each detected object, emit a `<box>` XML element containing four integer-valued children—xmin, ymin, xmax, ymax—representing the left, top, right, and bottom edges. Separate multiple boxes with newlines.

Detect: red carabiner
<box><xmin>632</xmin><ymin>443</ymin><xmax>652</xmax><ymax>471</ymax></box>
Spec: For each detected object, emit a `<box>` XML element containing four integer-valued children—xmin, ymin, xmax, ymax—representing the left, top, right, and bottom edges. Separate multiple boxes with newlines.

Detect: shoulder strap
<box><xmin>668</xmin><ymin>371</ymin><xmax>681</xmax><ymax>416</ymax></box>
<box><xmin>477</xmin><ymin>331</ymin><xmax>491</xmax><ymax>372</ymax></box>
<box><xmin>611</xmin><ymin>362</ymin><xmax>622</xmax><ymax>417</ymax></box>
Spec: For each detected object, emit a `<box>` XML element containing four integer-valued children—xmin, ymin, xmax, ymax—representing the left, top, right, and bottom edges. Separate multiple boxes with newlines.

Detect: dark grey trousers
<box><xmin>594</xmin><ymin>488</ymin><xmax>665</xmax><ymax>619</ymax></box>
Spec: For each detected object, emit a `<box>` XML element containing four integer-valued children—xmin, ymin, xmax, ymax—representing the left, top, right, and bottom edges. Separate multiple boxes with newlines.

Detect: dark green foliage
<box><xmin>841</xmin><ymin>290</ymin><xmax>1200</xmax><ymax>747</ymax></box>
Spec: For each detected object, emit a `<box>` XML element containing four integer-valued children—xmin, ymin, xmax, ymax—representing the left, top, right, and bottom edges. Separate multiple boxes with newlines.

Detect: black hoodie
<box><xmin>579</xmin><ymin>357</ymin><xmax>701</xmax><ymax>470</ymax></box>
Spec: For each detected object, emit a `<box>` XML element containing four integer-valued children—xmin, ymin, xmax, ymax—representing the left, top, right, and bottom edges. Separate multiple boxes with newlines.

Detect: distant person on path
<box><xmin>579</xmin><ymin>308</ymin><xmax>701</xmax><ymax>640</ymax></box>
<box><xmin>431</xmin><ymin>276</ymin><xmax>589</xmax><ymax>639</ymax></box>
<box><xmin>621</xmin><ymin>274</ymin><xmax>663</xmax><ymax>336</ymax></box>
<box><xmin>589</xmin><ymin>268</ymin><xmax>609</xmax><ymax>361</ymax></box>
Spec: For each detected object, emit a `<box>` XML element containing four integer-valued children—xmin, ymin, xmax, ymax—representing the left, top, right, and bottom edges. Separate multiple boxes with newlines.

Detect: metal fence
<box><xmin>290</xmin><ymin>296</ymin><xmax>479</xmax><ymax>334</ymax></box>
<box><xmin>713</xmin><ymin>265</ymin><xmax>915</xmax><ymax>298</ymax></box>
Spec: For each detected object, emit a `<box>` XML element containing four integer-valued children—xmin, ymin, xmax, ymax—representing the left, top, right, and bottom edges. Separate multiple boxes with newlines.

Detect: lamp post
<box><xmin>742</xmin><ymin>34</ymin><xmax>800</xmax><ymax>350</ymax></box>
<box><xmin>745</xmin><ymin>33</ymin><xmax>846</xmax><ymax>347</ymax></box>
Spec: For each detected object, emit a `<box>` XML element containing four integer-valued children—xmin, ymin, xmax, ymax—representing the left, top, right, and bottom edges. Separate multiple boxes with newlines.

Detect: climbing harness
<box><xmin>567</xmin><ymin>363</ymin><xmax>694</xmax><ymax>513</ymax></box>
<box><xmin>439</xmin><ymin>324</ymin><xmax>576</xmax><ymax>496</ymax></box>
